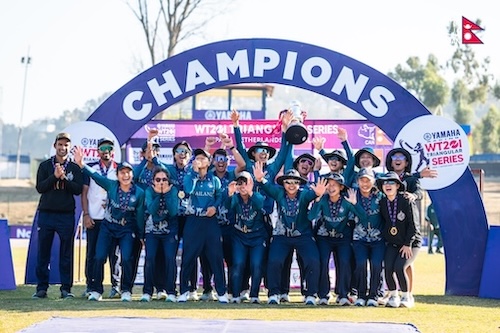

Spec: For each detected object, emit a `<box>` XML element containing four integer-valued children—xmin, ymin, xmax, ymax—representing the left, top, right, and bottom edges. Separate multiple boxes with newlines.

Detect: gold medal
<box><xmin>390</xmin><ymin>226</ymin><xmax>398</xmax><ymax>236</ymax></box>
<box><xmin>243</xmin><ymin>225</ymin><xmax>248</xmax><ymax>233</ymax></box>
<box><xmin>120</xmin><ymin>218</ymin><xmax>126</xmax><ymax>226</ymax></box>
<box><xmin>178</xmin><ymin>191</ymin><xmax>185</xmax><ymax>199</ymax></box>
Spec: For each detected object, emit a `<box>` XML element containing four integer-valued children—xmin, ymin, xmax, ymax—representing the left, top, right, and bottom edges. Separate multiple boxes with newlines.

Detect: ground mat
<box><xmin>19</xmin><ymin>317</ymin><xmax>420</xmax><ymax>333</ymax></box>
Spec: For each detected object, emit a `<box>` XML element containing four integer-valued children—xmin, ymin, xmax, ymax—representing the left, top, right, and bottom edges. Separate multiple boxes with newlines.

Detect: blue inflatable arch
<box><xmin>88</xmin><ymin>38</ymin><xmax>489</xmax><ymax>296</ymax></box>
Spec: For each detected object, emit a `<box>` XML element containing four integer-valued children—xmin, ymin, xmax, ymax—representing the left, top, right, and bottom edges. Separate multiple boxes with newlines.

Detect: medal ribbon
<box><xmin>360</xmin><ymin>193</ymin><xmax>372</xmax><ymax>228</ymax></box>
<box><xmin>118</xmin><ymin>187</ymin><xmax>133</xmax><ymax>215</ymax></box>
<box><xmin>327</xmin><ymin>197</ymin><xmax>342</xmax><ymax>230</ymax></box>
<box><xmin>52</xmin><ymin>156</ymin><xmax>69</xmax><ymax>190</ymax></box>
<box><xmin>387</xmin><ymin>197</ymin><xmax>398</xmax><ymax>229</ymax></box>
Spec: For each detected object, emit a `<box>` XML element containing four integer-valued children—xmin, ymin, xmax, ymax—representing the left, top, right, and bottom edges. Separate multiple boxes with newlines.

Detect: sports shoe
<box><xmin>319</xmin><ymin>298</ymin><xmax>329</xmax><ymax>305</ymax></box>
<box><xmin>140</xmin><ymin>293</ymin><xmax>152</xmax><ymax>302</ymax></box>
<box><xmin>386</xmin><ymin>295</ymin><xmax>401</xmax><ymax>308</ymax></box>
<box><xmin>250</xmin><ymin>297</ymin><xmax>261</xmax><ymax>304</ymax></box>
<box><xmin>188</xmin><ymin>291</ymin><xmax>199</xmax><ymax>301</ymax></box>
<box><xmin>279</xmin><ymin>293</ymin><xmax>290</xmax><ymax>303</ymax></box>
<box><xmin>377</xmin><ymin>294</ymin><xmax>389</xmax><ymax>306</ymax></box>
<box><xmin>240</xmin><ymin>290</ymin><xmax>250</xmax><ymax>302</ymax></box>
<box><xmin>121</xmin><ymin>291</ymin><xmax>132</xmax><ymax>302</ymax></box>
<box><xmin>218</xmin><ymin>293</ymin><xmax>229</xmax><ymax>304</ymax></box>
<box><xmin>305</xmin><ymin>296</ymin><xmax>317</xmax><ymax>305</ymax></box>
<box><xmin>355</xmin><ymin>298</ymin><xmax>366</xmax><ymax>306</ymax></box>
<box><xmin>400</xmin><ymin>295</ymin><xmax>413</xmax><ymax>308</ymax></box>
<box><xmin>348</xmin><ymin>293</ymin><xmax>358</xmax><ymax>304</ymax></box>
<box><xmin>177</xmin><ymin>291</ymin><xmax>189</xmax><ymax>303</ymax></box>
<box><xmin>366</xmin><ymin>298</ymin><xmax>379</xmax><ymax>307</ymax></box>
<box><xmin>267</xmin><ymin>294</ymin><xmax>280</xmax><ymax>305</ymax></box>
<box><xmin>166</xmin><ymin>294</ymin><xmax>177</xmax><ymax>303</ymax></box>
<box><xmin>32</xmin><ymin>290</ymin><xmax>47</xmax><ymax>299</ymax></box>
<box><xmin>338</xmin><ymin>297</ymin><xmax>352</xmax><ymax>306</ymax></box>
<box><xmin>109</xmin><ymin>287</ymin><xmax>121</xmax><ymax>299</ymax></box>
<box><xmin>231</xmin><ymin>296</ymin><xmax>241</xmax><ymax>304</ymax></box>
<box><xmin>156</xmin><ymin>291</ymin><xmax>167</xmax><ymax>300</ymax></box>
<box><xmin>436</xmin><ymin>248</ymin><xmax>443</xmax><ymax>254</ymax></box>
<box><xmin>200</xmin><ymin>291</ymin><xmax>216</xmax><ymax>301</ymax></box>
<box><xmin>81</xmin><ymin>288</ymin><xmax>90</xmax><ymax>298</ymax></box>
<box><xmin>88</xmin><ymin>291</ymin><xmax>102</xmax><ymax>301</ymax></box>
<box><xmin>61</xmin><ymin>290</ymin><xmax>75</xmax><ymax>299</ymax></box>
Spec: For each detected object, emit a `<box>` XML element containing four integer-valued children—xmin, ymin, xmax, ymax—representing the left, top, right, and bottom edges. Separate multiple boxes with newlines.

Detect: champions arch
<box><xmin>88</xmin><ymin>38</ymin><xmax>489</xmax><ymax>296</ymax></box>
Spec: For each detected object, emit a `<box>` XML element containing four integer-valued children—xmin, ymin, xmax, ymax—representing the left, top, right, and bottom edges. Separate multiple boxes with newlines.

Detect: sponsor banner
<box><xmin>394</xmin><ymin>115</ymin><xmax>470</xmax><ymax>190</ymax></box>
<box><xmin>0</xmin><ymin>219</ymin><xmax>16</xmax><ymax>290</ymax></box>
<box><xmin>130</xmin><ymin>120</ymin><xmax>392</xmax><ymax>150</ymax></box>
<box><xmin>192</xmin><ymin>109</ymin><xmax>265</xmax><ymax>120</ymax></box>
<box><xmin>9</xmin><ymin>225</ymin><xmax>32</xmax><ymax>239</ymax></box>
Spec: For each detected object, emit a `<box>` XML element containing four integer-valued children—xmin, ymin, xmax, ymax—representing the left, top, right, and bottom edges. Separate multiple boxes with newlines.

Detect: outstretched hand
<box><xmin>252</xmin><ymin>161</ymin><xmax>267</xmax><ymax>182</ymax></box>
<box><xmin>345</xmin><ymin>188</ymin><xmax>357</xmax><ymax>205</ymax></box>
<box><xmin>310</xmin><ymin>178</ymin><xmax>328</xmax><ymax>197</ymax></box>
<box><xmin>73</xmin><ymin>146</ymin><xmax>84</xmax><ymax>168</ymax></box>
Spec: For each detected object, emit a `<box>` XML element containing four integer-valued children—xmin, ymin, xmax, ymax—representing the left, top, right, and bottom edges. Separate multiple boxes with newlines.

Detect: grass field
<box><xmin>1</xmin><ymin>243</ymin><xmax>499</xmax><ymax>333</ymax></box>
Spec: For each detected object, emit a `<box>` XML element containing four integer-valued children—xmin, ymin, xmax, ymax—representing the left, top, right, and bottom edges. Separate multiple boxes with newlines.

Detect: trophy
<box><xmin>285</xmin><ymin>100</ymin><xmax>308</xmax><ymax>144</ymax></box>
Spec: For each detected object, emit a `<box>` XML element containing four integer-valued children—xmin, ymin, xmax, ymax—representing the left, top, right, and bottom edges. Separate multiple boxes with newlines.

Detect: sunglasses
<box><xmin>383</xmin><ymin>180</ymin><xmax>397</xmax><ymax>185</ymax></box>
<box><xmin>175</xmin><ymin>148</ymin><xmax>189</xmax><ymax>154</ymax></box>
<box><xmin>99</xmin><ymin>145</ymin><xmax>114</xmax><ymax>152</ymax></box>
<box><xmin>391</xmin><ymin>155</ymin><xmax>406</xmax><ymax>161</ymax></box>
<box><xmin>283</xmin><ymin>180</ymin><xmax>300</xmax><ymax>185</ymax></box>
<box><xmin>255</xmin><ymin>147</ymin><xmax>269</xmax><ymax>154</ymax></box>
<box><xmin>299</xmin><ymin>159</ymin><xmax>314</xmax><ymax>166</ymax></box>
<box><xmin>236</xmin><ymin>180</ymin><xmax>247</xmax><ymax>186</ymax></box>
<box><xmin>155</xmin><ymin>177</ymin><xmax>169</xmax><ymax>182</ymax></box>
<box><xmin>328</xmin><ymin>156</ymin><xmax>341</xmax><ymax>162</ymax></box>
<box><xmin>215</xmin><ymin>155</ymin><xmax>228</xmax><ymax>162</ymax></box>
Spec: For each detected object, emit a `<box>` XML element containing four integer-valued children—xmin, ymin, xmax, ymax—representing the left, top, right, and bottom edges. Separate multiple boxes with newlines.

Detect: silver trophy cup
<box><xmin>285</xmin><ymin>101</ymin><xmax>308</xmax><ymax>144</ymax></box>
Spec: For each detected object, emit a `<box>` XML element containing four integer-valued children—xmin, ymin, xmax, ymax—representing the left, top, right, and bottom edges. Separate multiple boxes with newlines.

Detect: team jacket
<box><xmin>260</xmin><ymin>182</ymin><xmax>317</xmax><ymax>237</ymax></box>
<box><xmin>352</xmin><ymin>190</ymin><xmax>384</xmax><ymax>242</ymax></box>
<box><xmin>308</xmin><ymin>195</ymin><xmax>358</xmax><ymax>240</ymax></box>
<box><xmin>36</xmin><ymin>157</ymin><xmax>83</xmax><ymax>213</ymax></box>
<box><xmin>234</xmin><ymin>126</ymin><xmax>292</xmax><ymax>214</ymax></box>
<box><xmin>224</xmin><ymin>192</ymin><xmax>265</xmax><ymax>233</ymax></box>
<box><xmin>83</xmin><ymin>160</ymin><xmax>118</xmax><ymax>220</ymax></box>
<box><xmin>82</xmin><ymin>165</ymin><xmax>145</xmax><ymax>238</ymax></box>
<box><xmin>183</xmin><ymin>169</ymin><xmax>222</xmax><ymax>217</ymax></box>
<box><xmin>144</xmin><ymin>186</ymin><xmax>179</xmax><ymax>235</ymax></box>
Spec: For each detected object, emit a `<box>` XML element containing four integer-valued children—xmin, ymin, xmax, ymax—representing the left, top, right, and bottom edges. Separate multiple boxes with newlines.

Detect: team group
<box><xmin>33</xmin><ymin>109</ymin><xmax>436</xmax><ymax>308</ymax></box>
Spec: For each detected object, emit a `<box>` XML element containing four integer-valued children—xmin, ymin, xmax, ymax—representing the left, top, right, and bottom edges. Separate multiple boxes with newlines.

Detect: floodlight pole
<box><xmin>15</xmin><ymin>48</ymin><xmax>31</xmax><ymax>179</ymax></box>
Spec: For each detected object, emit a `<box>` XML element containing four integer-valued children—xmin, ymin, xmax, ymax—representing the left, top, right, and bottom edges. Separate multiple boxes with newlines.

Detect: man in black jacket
<box><xmin>32</xmin><ymin>132</ymin><xmax>83</xmax><ymax>299</ymax></box>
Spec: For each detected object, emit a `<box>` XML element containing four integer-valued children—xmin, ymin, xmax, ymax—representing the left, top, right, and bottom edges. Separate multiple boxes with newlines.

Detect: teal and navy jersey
<box><xmin>165</xmin><ymin>162</ymin><xmax>191</xmax><ymax>215</ymax></box>
<box><xmin>225</xmin><ymin>192</ymin><xmax>265</xmax><ymax>233</ymax></box>
<box><xmin>316</xmin><ymin>140</ymin><xmax>355</xmax><ymax>186</ymax></box>
<box><xmin>213</xmin><ymin>169</ymin><xmax>237</xmax><ymax>225</ymax></box>
<box><xmin>260</xmin><ymin>181</ymin><xmax>317</xmax><ymax>237</ymax></box>
<box><xmin>133</xmin><ymin>157</ymin><xmax>166</xmax><ymax>190</ymax></box>
<box><xmin>352</xmin><ymin>190</ymin><xmax>384</xmax><ymax>242</ymax></box>
<box><xmin>183</xmin><ymin>169</ymin><xmax>223</xmax><ymax>216</ymax></box>
<box><xmin>144</xmin><ymin>186</ymin><xmax>179</xmax><ymax>235</ymax></box>
<box><xmin>234</xmin><ymin>126</ymin><xmax>292</xmax><ymax>214</ymax></box>
<box><xmin>308</xmin><ymin>195</ymin><xmax>357</xmax><ymax>239</ymax></box>
<box><xmin>82</xmin><ymin>165</ymin><xmax>145</xmax><ymax>237</ymax></box>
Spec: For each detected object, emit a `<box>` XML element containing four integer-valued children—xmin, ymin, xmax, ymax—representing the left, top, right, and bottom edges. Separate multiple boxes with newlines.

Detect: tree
<box><xmin>126</xmin><ymin>0</ymin><xmax>227</xmax><ymax>66</ymax></box>
<box><xmin>478</xmin><ymin>106</ymin><xmax>500</xmax><ymax>153</ymax></box>
<box><xmin>388</xmin><ymin>55</ymin><xmax>449</xmax><ymax>113</ymax></box>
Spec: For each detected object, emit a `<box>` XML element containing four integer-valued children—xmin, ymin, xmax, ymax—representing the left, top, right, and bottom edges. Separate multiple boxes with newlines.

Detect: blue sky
<box><xmin>0</xmin><ymin>0</ymin><xmax>497</xmax><ymax>126</ymax></box>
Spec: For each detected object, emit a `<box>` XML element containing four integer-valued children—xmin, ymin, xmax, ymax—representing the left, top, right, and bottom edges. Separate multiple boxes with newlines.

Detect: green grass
<box><xmin>1</xmin><ymin>245</ymin><xmax>499</xmax><ymax>333</ymax></box>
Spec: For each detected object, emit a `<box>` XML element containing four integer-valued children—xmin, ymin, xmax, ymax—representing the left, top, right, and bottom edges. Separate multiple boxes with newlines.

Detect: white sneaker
<box><xmin>231</xmin><ymin>296</ymin><xmax>241</xmax><ymax>304</ymax></box>
<box><xmin>305</xmin><ymin>296</ymin><xmax>317</xmax><ymax>305</ymax></box>
<box><xmin>166</xmin><ymin>294</ymin><xmax>177</xmax><ymax>303</ymax></box>
<box><xmin>348</xmin><ymin>294</ymin><xmax>358</xmax><ymax>304</ymax></box>
<box><xmin>240</xmin><ymin>290</ymin><xmax>250</xmax><ymax>301</ymax></box>
<box><xmin>279</xmin><ymin>293</ymin><xmax>290</xmax><ymax>303</ymax></box>
<box><xmin>267</xmin><ymin>294</ymin><xmax>280</xmax><ymax>304</ymax></box>
<box><xmin>88</xmin><ymin>291</ymin><xmax>102</xmax><ymax>301</ymax></box>
<box><xmin>387</xmin><ymin>295</ymin><xmax>401</xmax><ymax>308</ymax></box>
<box><xmin>319</xmin><ymin>298</ymin><xmax>329</xmax><ymax>305</ymax></box>
<box><xmin>366</xmin><ymin>299</ymin><xmax>379</xmax><ymax>307</ymax></box>
<box><xmin>250</xmin><ymin>297</ymin><xmax>261</xmax><ymax>304</ymax></box>
<box><xmin>338</xmin><ymin>297</ymin><xmax>352</xmax><ymax>306</ymax></box>
<box><xmin>355</xmin><ymin>298</ymin><xmax>366</xmax><ymax>306</ymax></box>
<box><xmin>200</xmin><ymin>291</ymin><xmax>216</xmax><ymax>301</ymax></box>
<box><xmin>378</xmin><ymin>294</ymin><xmax>389</xmax><ymax>306</ymax></box>
<box><xmin>218</xmin><ymin>293</ymin><xmax>229</xmax><ymax>304</ymax></box>
<box><xmin>177</xmin><ymin>291</ymin><xmax>189</xmax><ymax>303</ymax></box>
<box><xmin>140</xmin><ymin>293</ymin><xmax>151</xmax><ymax>302</ymax></box>
<box><xmin>188</xmin><ymin>291</ymin><xmax>199</xmax><ymax>301</ymax></box>
<box><xmin>156</xmin><ymin>291</ymin><xmax>167</xmax><ymax>300</ymax></box>
<box><xmin>121</xmin><ymin>291</ymin><xmax>132</xmax><ymax>302</ymax></box>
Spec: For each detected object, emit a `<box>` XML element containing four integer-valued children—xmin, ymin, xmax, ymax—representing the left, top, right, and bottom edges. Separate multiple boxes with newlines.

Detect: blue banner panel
<box><xmin>0</xmin><ymin>219</ymin><xmax>16</xmax><ymax>290</ymax></box>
